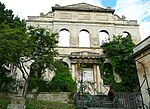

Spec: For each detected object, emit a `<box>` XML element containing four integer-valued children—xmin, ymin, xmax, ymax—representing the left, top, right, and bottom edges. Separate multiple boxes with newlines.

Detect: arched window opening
<box><xmin>30</xmin><ymin>62</ymin><xmax>40</xmax><ymax>77</ymax></box>
<box><xmin>58</xmin><ymin>29</ymin><xmax>70</xmax><ymax>47</ymax></box>
<box><xmin>79</xmin><ymin>30</ymin><xmax>90</xmax><ymax>47</ymax></box>
<box><xmin>63</xmin><ymin>62</ymin><xmax>69</xmax><ymax>68</ymax></box>
<box><xmin>99</xmin><ymin>30</ymin><xmax>109</xmax><ymax>46</ymax></box>
<box><xmin>121</xmin><ymin>31</ymin><xmax>131</xmax><ymax>38</ymax></box>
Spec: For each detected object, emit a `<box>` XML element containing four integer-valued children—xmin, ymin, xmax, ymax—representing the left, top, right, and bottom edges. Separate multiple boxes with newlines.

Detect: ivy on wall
<box><xmin>98</xmin><ymin>35</ymin><xmax>139</xmax><ymax>92</ymax></box>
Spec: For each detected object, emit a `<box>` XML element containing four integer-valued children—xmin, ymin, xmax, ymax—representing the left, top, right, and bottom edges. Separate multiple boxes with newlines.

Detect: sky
<box><xmin>1</xmin><ymin>0</ymin><xmax>150</xmax><ymax>41</ymax></box>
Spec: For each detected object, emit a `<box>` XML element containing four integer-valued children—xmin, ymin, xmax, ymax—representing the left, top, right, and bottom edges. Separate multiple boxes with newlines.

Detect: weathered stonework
<box><xmin>27</xmin><ymin>3</ymin><xmax>141</xmax><ymax>95</ymax></box>
<box><xmin>133</xmin><ymin>36</ymin><xmax>150</xmax><ymax>108</ymax></box>
<box><xmin>7</xmin><ymin>97</ymin><xmax>25</xmax><ymax>109</ymax></box>
<box><xmin>37</xmin><ymin>92</ymin><xmax>70</xmax><ymax>103</ymax></box>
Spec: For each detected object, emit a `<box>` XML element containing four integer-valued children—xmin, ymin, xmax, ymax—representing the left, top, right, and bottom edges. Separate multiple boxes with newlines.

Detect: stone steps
<box><xmin>75</xmin><ymin>94</ymin><xmax>124</xmax><ymax>109</ymax></box>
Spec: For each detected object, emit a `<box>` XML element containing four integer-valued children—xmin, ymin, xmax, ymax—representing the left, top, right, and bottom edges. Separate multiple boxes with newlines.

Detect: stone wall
<box><xmin>0</xmin><ymin>92</ymin><xmax>70</xmax><ymax>103</ymax></box>
<box><xmin>133</xmin><ymin>36</ymin><xmax>150</xmax><ymax>108</ymax></box>
<box><xmin>0</xmin><ymin>92</ymin><xmax>17</xmax><ymax>98</ymax></box>
<box><xmin>27</xmin><ymin>3</ymin><xmax>141</xmax><ymax>45</ymax></box>
<box><xmin>37</xmin><ymin>92</ymin><xmax>70</xmax><ymax>103</ymax></box>
<box><xmin>1</xmin><ymin>92</ymin><xmax>70</xmax><ymax>109</ymax></box>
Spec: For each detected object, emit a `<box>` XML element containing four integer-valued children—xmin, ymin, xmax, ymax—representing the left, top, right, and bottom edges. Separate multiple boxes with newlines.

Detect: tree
<box><xmin>0</xmin><ymin>2</ymin><xmax>59</xmax><ymax>97</ymax></box>
<box><xmin>0</xmin><ymin>2</ymin><xmax>26</xmax><ymax>29</ymax></box>
<box><xmin>100</xmin><ymin>35</ymin><xmax>139</xmax><ymax>92</ymax></box>
<box><xmin>0</xmin><ymin>2</ymin><xmax>26</xmax><ymax>66</ymax></box>
<box><xmin>0</xmin><ymin>2</ymin><xmax>27</xmax><ymax>92</ymax></box>
<box><xmin>27</xmin><ymin>26</ymin><xmax>59</xmax><ymax>78</ymax></box>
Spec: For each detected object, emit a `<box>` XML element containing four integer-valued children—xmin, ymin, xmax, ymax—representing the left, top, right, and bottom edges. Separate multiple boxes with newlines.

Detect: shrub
<box><xmin>28</xmin><ymin>76</ymin><xmax>49</xmax><ymax>93</ymax></box>
<box><xmin>49</xmin><ymin>61</ymin><xmax>76</xmax><ymax>93</ymax></box>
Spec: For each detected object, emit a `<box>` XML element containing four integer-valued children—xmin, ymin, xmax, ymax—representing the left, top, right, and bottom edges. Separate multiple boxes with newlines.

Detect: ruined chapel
<box><xmin>27</xmin><ymin>3</ymin><xmax>141</xmax><ymax>94</ymax></box>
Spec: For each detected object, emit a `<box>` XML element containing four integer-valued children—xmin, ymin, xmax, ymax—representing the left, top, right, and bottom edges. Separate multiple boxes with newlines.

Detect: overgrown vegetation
<box><xmin>26</xmin><ymin>100</ymin><xmax>77</xmax><ymax>109</ymax></box>
<box><xmin>49</xmin><ymin>61</ymin><xmax>76</xmax><ymax>93</ymax></box>
<box><xmin>27</xmin><ymin>26</ymin><xmax>59</xmax><ymax>78</ymax></box>
<box><xmin>0</xmin><ymin>98</ymin><xmax>11</xmax><ymax>109</ymax></box>
<box><xmin>0</xmin><ymin>2</ymin><xmax>27</xmax><ymax>92</ymax></box>
<box><xmin>28</xmin><ymin>60</ymin><xmax>77</xmax><ymax>101</ymax></box>
<box><xmin>26</xmin><ymin>99</ymin><xmax>77</xmax><ymax>109</ymax></box>
<box><xmin>0</xmin><ymin>1</ymin><xmax>62</xmax><ymax>96</ymax></box>
<box><xmin>99</xmin><ymin>35</ymin><xmax>139</xmax><ymax>92</ymax></box>
<box><xmin>0</xmin><ymin>98</ymin><xmax>77</xmax><ymax>109</ymax></box>
<box><xmin>0</xmin><ymin>75</ymin><xmax>16</xmax><ymax>92</ymax></box>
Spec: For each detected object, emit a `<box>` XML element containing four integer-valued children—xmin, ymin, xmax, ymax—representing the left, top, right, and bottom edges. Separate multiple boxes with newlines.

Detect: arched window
<box><xmin>99</xmin><ymin>30</ymin><xmax>109</xmax><ymax>46</ymax></box>
<box><xmin>79</xmin><ymin>30</ymin><xmax>90</xmax><ymax>47</ymax></box>
<box><xmin>121</xmin><ymin>31</ymin><xmax>131</xmax><ymax>37</ymax></box>
<box><xmin>58</xmin><ymin>29</ymin><xmax>70</xmax><ymax>47</ymax></box>
<box><xmin>63</xmin><ymin>62</ymin><xmax>69</xmax><ymax>67</ymax></box>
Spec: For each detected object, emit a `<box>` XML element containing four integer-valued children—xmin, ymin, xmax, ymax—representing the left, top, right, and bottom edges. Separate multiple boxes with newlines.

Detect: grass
<box><xmin>0</xmin><ymin>98</ymin><xmax>77</xmax><ymax>109</ymax></box>
<box><xmin>26</xmin><ymin>99</ymin><xmax>77</xmax><ymax>109</ymax></box>
<box><xmin>0</xmin><ymin>98</ymin><xmax>11</xmax><ymax>109</ymax></box>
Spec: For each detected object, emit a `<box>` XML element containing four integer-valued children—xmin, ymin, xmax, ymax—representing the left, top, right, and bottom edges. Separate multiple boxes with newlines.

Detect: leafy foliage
<box><xmin>0</xmin><ymin>25</ymin><xmax>28</xmax><ymax>65</ymax></box>
<box><xmin>0</xmin><ymin>2</ymin><xmax>27</xmax><ymax>66</ymax></box>
<box><xmin>28</xmin><ymin>60</ymin><xmax>77</xmax><ymax>95</ymax></box>
<box><xmin>0</xmin><ymin>2</ymin><xmax>27</xmax><ymax>91</ymax></box>
<box><xmin>28</xmin><ymin>76</ymin><xmax>49</xmax><ymax>93</ymax></box>
<box><xmin>0</xmin><ymin>73</ymin><xmax>16</xmax><ymax>92</ymax></box>
<box><xmin>27</xmin><ymin>26</ymin><xmax>59</xmax><ymax>77</ymax></box>
<box><xmin>49</xmin><ymin>61</ymin><xmax>77</xmax><ymax>93</ymax></box>
<box><xmin>100</xmin><ymin>35</ymin><xmax>139</xmax><ymax>92</ymax></box>
<box><xmin>0</xmin><ymin>98</ymin><xmax>11</xmax><ymax>109</ymax></box>
<box><xmin>0</xmin><ymin>2</ymin><xmax>26</xmax><ymax>29</ymax></box>
<box><xmin>0</xmin><ymin>2</ymin><xmax>59</xmax><ymax>95</ymax></box>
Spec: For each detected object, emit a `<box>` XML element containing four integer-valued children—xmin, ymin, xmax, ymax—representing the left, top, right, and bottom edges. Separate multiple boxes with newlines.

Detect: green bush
<box><xmin>28</xmin><ymin>76</ymin><xmax>49</xmax><ymax>93</ymax></box>
<box><xmin>0</xmin><ymin>98</ymin><xmax>11</xmax><ymax>109</ymax></box>
<box><xmin>28</xmin><ymin>61</ymin><xmax>77</xmax><ymax>95</ymax></box>
<box><xmin>0</xmin><ymin>73</ymin><xmax>16</xmax><ymax>92</ymax></box>
<box><xmin>99</xmin><ymin>35</ymin><xmax>139</xmax><ymax>92</ymax></box>
<box><xmin>49</xmin><ymin>61</ymin><xmax>76</xmax><ymax>93</ymax></box>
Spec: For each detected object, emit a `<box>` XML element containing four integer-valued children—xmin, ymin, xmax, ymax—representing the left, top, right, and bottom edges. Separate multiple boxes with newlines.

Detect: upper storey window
<box><xmin>58</xmin><ymin>29</ymin><xmax>70</xmax><ymax>47</ymax></box>
<box><xmin>79</xmin><ymin>30</ymin><xmax>90</xmax><ymax>47</ymax></box>
<box><xmin>99</xmin><ymin>30</ymin><xmax>109</xmax><ymax>46</ymax></box>
<box><xmin>121</xmin><ymin>31</ymin><xmax>131</xmax><ymax>37</ymax></box>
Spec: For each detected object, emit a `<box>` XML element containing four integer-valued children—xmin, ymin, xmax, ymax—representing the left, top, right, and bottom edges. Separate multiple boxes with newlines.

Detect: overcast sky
<box><xmin>1</xmin><ymin>0</ymin><xmax>150</xmax><ymax>40</ymax></box>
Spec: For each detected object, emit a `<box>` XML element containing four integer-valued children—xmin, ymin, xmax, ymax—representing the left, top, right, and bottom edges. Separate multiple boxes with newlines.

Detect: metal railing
<box><xmin>75</xmin><ymin>78</ymin><xmax>145</xmax><ymax>109</ymax></box>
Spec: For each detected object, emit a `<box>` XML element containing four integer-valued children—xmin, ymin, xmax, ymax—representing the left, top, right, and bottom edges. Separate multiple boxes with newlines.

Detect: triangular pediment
<box><xmin>59</xmin><ymin>3</ymin><xmax>104</xmax><ymax>10</ymax></box>
<box><xmin>52</xmin><ymin>3</ymin><xmax>114</xmax><ymax>13</ymax></box>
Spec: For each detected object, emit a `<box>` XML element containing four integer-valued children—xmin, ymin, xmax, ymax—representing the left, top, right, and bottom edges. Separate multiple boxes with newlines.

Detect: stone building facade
<box><xmin>27</xmin><ymin>3</ymin><xmax>141</xmax><ymax>94</ymax></box>
<box><xmin>133</xmin><ymin>36</ymin><xmax>150</xmax><ymax>108</ymax></box>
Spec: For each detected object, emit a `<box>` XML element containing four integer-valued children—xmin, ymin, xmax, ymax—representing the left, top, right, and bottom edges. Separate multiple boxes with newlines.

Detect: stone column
<box><xmin>75</xmin><ymin>64</ymin><xmax>78</xmax><ymax>82</ymax></box>
<box><xmin>72</xmin><ymin>64</ymin><xmax>78</xmax><ymax>82</ymax></box>
<box><xmin>93</xmin><ymin>64</ymin><xmax>97</xmax><ymax>95</ymax></box>
<box><xmin>96</xmin><ymin>65</ymin><xmax>101</xmax><ymax>93</ymax></box>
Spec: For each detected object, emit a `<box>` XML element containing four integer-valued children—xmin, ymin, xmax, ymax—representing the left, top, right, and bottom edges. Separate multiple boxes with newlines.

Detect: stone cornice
<box><xmin>27</xmin><ymin>19</ymin><xmax>139</xmax><ymax>26</ymax></box>
<box><xmin>133</xmin><ymin>36</ymin><xmax>150</xmax><ymax>57</ymax></box>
